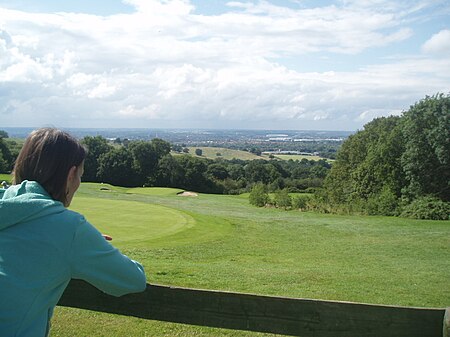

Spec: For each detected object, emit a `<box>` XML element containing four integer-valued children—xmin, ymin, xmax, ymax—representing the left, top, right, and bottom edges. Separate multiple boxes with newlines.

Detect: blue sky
<box><xmin>0</xmin><ymin>0</ymin><xmax>449</xmax><ymax>130</ymax></box>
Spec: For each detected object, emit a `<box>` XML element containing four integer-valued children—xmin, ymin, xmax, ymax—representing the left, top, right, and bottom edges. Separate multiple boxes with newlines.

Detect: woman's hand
<box><xmin>102</xmin><ymin>234</ymin><xmax>113</xmax><ymax>241</ymax></box>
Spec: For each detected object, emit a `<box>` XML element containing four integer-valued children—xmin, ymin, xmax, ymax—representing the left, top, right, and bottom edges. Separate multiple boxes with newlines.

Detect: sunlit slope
<box><xmin>69</xmin><ymin>190</ymin><xmax>232</xmax><ymax>249</ymax></box>
<box><xmin>184</xmin><ymin>147</ymin><xmax>269</xmax><ymax>160</ymax></box>
<box><xmin>127</xmin><ymin>187</ymin><xmax>184</xmax><ymax>195</ymax></box>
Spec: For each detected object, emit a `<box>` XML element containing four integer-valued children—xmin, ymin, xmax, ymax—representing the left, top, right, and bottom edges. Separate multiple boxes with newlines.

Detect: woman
<box><xmin>0</xmin><ymin>128</ymin><xmax>146</xmax><ymax>337</ymax></box>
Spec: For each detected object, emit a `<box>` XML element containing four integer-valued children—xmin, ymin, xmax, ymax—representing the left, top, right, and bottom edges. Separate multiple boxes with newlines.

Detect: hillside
<box><xmin>50</xmin><ymin>183</ymin><xmax>450</xmax><ymax>336</ymax></box>
<box><xmin>177</xmin><ymin>147</ymin><xmax>329</xmax><ymax>161</ymax></box>
<box><xmin>178</xmin><ymin>147</ymin><xmax>270</xmax><ymax>160</ymax></box>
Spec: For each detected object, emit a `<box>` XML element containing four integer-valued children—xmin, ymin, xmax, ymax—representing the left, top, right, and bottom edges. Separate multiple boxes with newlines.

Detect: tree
<box><xmin>0</xmin><ymin>137</ymin><xmax>13</xmax><ymax>173</ymax></box>
<box><xmin>291</xmin><ymin>165</ymin><xmax>310</xmax><ymax>179</ymax></box>
<box><xmin>401</xmin><ymin>93</ymin><xmax>450</xmax><ymax>201</ymax></box>
<box><xmin>172</xmin><ymin>144</ymin><xmax>183</xmax><ymax>152</ymax></box>
<box><xmin>324</xmin><ymin>116</ymin><xmax>404</xmax><ymax>208</ymax></box>
<box><xmin>128</xmin><ymin>138</ymin><xmax>171</xmax><ymax>186</ymax></box>
<box><xmin>229</xmin><ymin>164</ymin><xmax>245</xmax><ymax>181</ymax></box>
<box><xmin>195</xmin><ymin>148</ymin><xmax>203</xmax><ymax>156</ymax></box>
<box><xmin>310</xmin><ymin>165</ymin><xmax>328</xmax><ymax>179</ymax></box>
<box><xmin>154</xmin><ymin>154</ymin><xmax>185</xmax><ymax>188</ymax></box>
<box><xmin>0</xmin><ymin>150</ymin><xmax>7</xmax><ymax>173</ymax></box>
<box><xmin>81</xmin><ymin>136</ymin><xmax>112</xmax><ymax>182</ymax></box>
<box><xmin>274</xmin><ymin>189</ymin><xmax>292</xmax><ymax>209</ymax></box>
<box><xmin>129</xmin><ymin>141</ymin><xmax>159</xmax><ymax>185</ymax></box>
<box><xmin>97</xmin><ymin>147</ymin><xmax>136</xmax><ymax>187</ymax></box>
<box><xmin>322</xmin><ymin>93</ymin><xmax>449</xmax><ymax>217</ymax></box>
<box><xmin>207</xmin><ymin>163</ymin><xmax>229</xmax><ymax>180</ymax></box>
<box><xmin>249</xmin><ymin>147</ymin><xmax>261</xmax><ymax>156</ymax></box>
<box><xmin>249</xmin><ymin>183</ymin><xmax>269</xmax><ymax>207</ymax></box>
<box><xmin>245</xmin><ymin>160</ymin><xmax>271</xmax><ymax>184</ymax></box>
<box><xmin>0</xmin><ymin>130</ymin><xmax>8</xmax><ymax>139</ymax></box>
<box><xmin>151</xmin><ymin>138</ymin><xmax>171</xmax><ymax>158</ymax></box>
<box><xmin>174</xmin><ymin>155</ymin><xmax>220</xmax><ymax>193</ymax></box>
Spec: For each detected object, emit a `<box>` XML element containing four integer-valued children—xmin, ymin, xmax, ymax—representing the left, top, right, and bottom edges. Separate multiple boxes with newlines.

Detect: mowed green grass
<box><xmin>128</xmin><ymin>186</ymin><xmax>185</xmax><ymax>196</ymax></box>
<box><xmin>0</xmin><ymin>173</ymin><xmax>12</xmax><ymax>184</ymax></box>
<box><xmin>70</xmin><ymin>197</ymin><xmax>195</xmax><ymax>247</ymax></box>
<box><xmin>69</xmin><ymin>195</ymin><xmax>232</xmax><ymax>249</ymax></box>
<box><xmin>51</xmin><ymin>183</ymin><xmax>450</xmax><ymax>337</ymax></box>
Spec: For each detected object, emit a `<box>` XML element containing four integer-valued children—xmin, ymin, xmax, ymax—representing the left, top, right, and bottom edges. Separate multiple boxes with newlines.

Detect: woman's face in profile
<box><xmin>65</xmin><ymin>161</ymin><xmax>84</xmax><ymax>207</ymax></box>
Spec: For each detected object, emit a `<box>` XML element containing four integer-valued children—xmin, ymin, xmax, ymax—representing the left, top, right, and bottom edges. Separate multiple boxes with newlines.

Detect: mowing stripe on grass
<box><xmin>70</xmin><ymin>196</ymin><xmax>233</xmax><ymax>249</ymax></box>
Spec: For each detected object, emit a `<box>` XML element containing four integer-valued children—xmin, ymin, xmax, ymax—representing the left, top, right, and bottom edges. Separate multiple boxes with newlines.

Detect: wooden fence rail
<box><xmin>58</xmin><ymin>279</ymin><xmax>448</xmax><ymax>337</ymax></box>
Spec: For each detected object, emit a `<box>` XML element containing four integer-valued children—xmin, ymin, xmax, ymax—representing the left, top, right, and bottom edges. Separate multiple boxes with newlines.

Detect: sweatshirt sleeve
<box><xmin>69</xmin><ymin>217</ymin><xmax>147</xmax><ymax>297</ymax></box>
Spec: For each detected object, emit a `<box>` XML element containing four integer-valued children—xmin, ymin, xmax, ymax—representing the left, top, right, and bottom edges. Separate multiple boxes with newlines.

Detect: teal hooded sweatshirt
<box><xmin>0</xmin><ymin>181</ymin><xmax>147</xmax><ymax>337</ymax></box>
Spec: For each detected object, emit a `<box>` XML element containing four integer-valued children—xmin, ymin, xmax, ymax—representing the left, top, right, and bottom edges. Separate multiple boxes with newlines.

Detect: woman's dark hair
<box><xmin>13</xmin><ymin>128</ymin><xmax>87</xmax><ymax>204</ymax></box>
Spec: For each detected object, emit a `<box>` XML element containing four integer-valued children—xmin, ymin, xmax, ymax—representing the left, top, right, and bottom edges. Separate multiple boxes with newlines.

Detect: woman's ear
<box><xmin>67</xmin><ymin>166</ymin><xmax>77</xmax><ymax>182</ymax></box>
<box><xmin>64</xmin><ymin>166</ymin><xmax>78</xmax><ymax>207</ymax></box>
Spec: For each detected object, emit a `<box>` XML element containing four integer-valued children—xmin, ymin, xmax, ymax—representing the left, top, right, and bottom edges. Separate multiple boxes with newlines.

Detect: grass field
<box><xmin>182</xmin><ymin>147</ymin><xmax>269</xmax><ymax>160</ymax></box>
<box><xmin>0</xmin><ymin>173</ymin><xmax>12</xmax><ymax>184</ymax></box>
<box><xmin>176</xmin><ymin>147</ymin><xmax>331</xmax><ymax>162</ymax></box>
<box><xmin>50</xmin><ymin>183</ymin><xmax>450</xmax><ymax>336</ymax></box>
<box><xmin>273</xmin><ymin>154</ymin><xmax>330</xmax><ymax>161</ymax></box>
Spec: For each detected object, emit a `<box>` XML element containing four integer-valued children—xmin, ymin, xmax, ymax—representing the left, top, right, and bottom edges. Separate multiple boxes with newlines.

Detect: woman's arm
<box><xmin>69</xmin><ymin>219</ymin><xmax>147</xmax><ymax>297</ymax></box>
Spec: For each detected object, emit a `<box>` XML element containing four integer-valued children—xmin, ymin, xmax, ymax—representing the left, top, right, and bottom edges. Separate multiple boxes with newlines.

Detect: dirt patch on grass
<box><xmin>177</xmin><ymin>191</ymin><xmax>198</xmax><ymax>197</ymax></box>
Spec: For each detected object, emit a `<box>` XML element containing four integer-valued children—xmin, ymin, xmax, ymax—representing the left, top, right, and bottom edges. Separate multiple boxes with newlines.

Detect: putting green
<box><xmin>127</xmin><ymin>187</ymin><xmax>185</xmax><ymax>196</ymax></box>
<box><xmin>69</xmin><ymin>196</ymin><xmax>231</xmax><ymax>248</ymax></box>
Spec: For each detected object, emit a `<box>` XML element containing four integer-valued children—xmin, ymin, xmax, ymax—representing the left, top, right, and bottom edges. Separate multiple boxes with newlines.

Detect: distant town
<box><xmin>3</xmin><ymin>127</ymin><xmax>353</xmax><ymax>159</ymax></box>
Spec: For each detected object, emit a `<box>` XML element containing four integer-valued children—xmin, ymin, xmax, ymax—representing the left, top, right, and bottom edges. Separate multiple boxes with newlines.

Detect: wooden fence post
<box><xmin>444</xmin><ymin>307</ymin><xmax>450</xmax><ymax>337</ymax></box>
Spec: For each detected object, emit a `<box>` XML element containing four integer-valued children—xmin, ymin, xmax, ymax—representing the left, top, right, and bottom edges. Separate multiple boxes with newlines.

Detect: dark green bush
<box><xmin>400</xmin><ymin>196</ymin><xmax>450</xmax><ymax>220</ymax></box>
<box><xmin>366</xmin><ymin>188</ymin><xmax>400</xmax><ymax>216</ymax></box>
<box><xmin>274</xmin><ymin>189</ymin><xmax>292</xmax><ymax>209</ymax></box>
<box><xmin>249</xmin><ymin>183</ymin><xmax>270</xmax><ymax>207</ymax></box>
<box><xmin>292</xmin><ymin>195</ymin><xmax>310</xmax><ymax>210</ymax></box>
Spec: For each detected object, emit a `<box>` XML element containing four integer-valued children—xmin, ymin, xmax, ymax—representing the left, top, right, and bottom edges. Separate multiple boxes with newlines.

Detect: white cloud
<box><xmin>422</xmin><ymin>29</ymin><xmax>450</xmax><ymax>55</ymax></box>
<box><xmin>357</xmin><ymin>108</ymin><xmax>402</xmax><ymax>122</ymax></box>
<box><xmin>117</xmin><ymin>104</ymin><xmax>160</xmax><ymax>119</ymax></box>
<box><xmin>0</xmin><ymin>1</ymin><xmax>448</xmax><ymax>130</ymax></box>
<box><xmin>88</xmin><ymin>81</ymin><xmax>117</xmax><ymax>99</ymax></box>
<box><xmin>0</xmin><ymin>48</ymin><xmax>54</xmax><ymax>82</ymax></box>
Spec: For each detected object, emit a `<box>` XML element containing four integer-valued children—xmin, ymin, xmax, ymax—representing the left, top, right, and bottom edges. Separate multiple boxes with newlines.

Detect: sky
<box><xmin>0</xmin><ymin>0</ymin><xmax>449</xmax><ymax>131</ymax></box>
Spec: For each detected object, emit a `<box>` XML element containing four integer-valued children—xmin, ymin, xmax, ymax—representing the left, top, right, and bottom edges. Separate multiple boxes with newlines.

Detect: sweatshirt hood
<box><xmin>0</xmin><ymin>180</ymin><xmax>66</xmax><ymax>230</ymax></box>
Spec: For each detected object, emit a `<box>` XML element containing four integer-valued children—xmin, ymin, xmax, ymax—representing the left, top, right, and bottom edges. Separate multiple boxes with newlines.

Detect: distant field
<box><xmin>273</xmin><ymin>154</ymin><xmax>331</xmax><ymax>161</ymax></box>
<box><xmin>183</xmin><ymin>147</ymin><xmax>269</xmax><ymax>160</ymax></box>
<box><xmin>176</xmin><ymin>147</ymin><xmax>332</xmax><ymax>162</ymax></box>
<box><xmin>49</xmin><ymin>183</ymin><xmax>449</xmax><ymax>336</ymax></box>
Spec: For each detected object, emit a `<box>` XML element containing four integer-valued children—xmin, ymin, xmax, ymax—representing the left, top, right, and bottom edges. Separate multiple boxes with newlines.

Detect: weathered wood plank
<box><xmin>444</xmin><ymin>308</ymin><xmax>450</xmax><ymax>337</ymax></box>
<box><xmin>58</xmin><ymin>279</ymin><xmax>445</xmax><ymax>337</ymax></box>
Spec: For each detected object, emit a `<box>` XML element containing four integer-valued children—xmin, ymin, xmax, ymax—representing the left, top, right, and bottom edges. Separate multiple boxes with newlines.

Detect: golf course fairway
<box><xmin>69</xmin><ymin>196</ymin><xmax>232</xmax><ymax>249</ymax></box>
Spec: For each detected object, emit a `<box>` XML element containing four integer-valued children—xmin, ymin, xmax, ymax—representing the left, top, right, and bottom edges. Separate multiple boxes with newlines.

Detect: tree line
<box><xmin>316</xmin><ymin>93</ymin><xmax>449</xmax><ymax>220</ymax></box>
<box><xmin>79</xmin><ymin>135</ymin><xmax>331</xmax><ymax>194</ymax></box>
<box><xmin>247</xmin><ymin>94</ymin><xmax>449</xmax><ymax>219</ymax></box>
<box><xmin>1</xmin><ymin>94</ymin><xmax>448</xmax><ymax>219</ymax></box>
<box><xmin>1</xmin><ymin>130</ymin><xmax>331</xmax><ymax>195</ymax></box>
<box><xmin>0</xmin><ymin>131</ymin><xmax>20</xmax><ymax>173</ymax></box>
